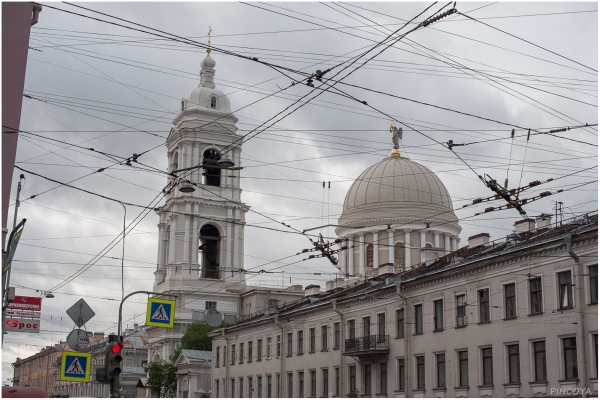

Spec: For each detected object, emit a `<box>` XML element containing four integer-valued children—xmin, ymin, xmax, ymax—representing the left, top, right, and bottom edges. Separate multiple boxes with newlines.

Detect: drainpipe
<box><xmin>332</xmin><ymin>299</ymin><xmax>345</xmax><ymax>397</ymax></box>
<box><xmin>274</xmin><ymin>315</ymin><xmax>284</xmax><ymax>398</ymax></box>
<box><xmin>396</xmin><ymin>281</ymin><xmax>411</xmax><ymax>398</ymax></box>
<box><xmin>564</xmin><ymin>233</ymin><xmax>587</xmax><ymax>396</ymax></box>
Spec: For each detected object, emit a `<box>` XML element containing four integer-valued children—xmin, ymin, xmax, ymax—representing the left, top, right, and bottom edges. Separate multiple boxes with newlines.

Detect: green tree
<box><xmin>144</xmin><ymin>360</ymin><xmax>177</xmax><ymax>398</ymax></box>
<box><xmin>172</xmin><ymin>321</ymin><xmax>221</xmax><ymax>360</ymax></box>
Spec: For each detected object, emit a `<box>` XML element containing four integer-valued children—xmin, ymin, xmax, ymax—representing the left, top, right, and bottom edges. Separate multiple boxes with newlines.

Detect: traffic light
<box><xmin>104</xmin><ymin>334</ymin><xmax>123</xmax><ymax>396</ymax></box>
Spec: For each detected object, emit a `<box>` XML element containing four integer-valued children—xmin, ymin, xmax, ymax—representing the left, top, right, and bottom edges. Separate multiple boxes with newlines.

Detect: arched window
<box><xmin>425</xmin><ymin>243</ymin><xmax>433</xmax><ymax>248</ymax></box>
<box><xmin>394</xmin><ymin>243</ymin><xmax>405</xmax><ymax>268</ymax></box>
<box><xmin>210</xmin><ymin>96</ymin><xmax>217</xmax><ymax>108</ymax></box>
<box><xmin>366</xmin><ymin>244</ymin><xmax>374</xmax><ymax>268</ymax></box>
<box><xmin>199</xmin><ymin>224</ymin><xmax>220</xmax><ymax>279</ymax></box>
<box><xmin>202</xmin><ymin>149</ymin><xmax>221</xmax><ymax>187</ymax></box>
<box><xmin>171</xmin><ymin>152</ymin><xmax>179</xmax><ymax>173</ymax></box>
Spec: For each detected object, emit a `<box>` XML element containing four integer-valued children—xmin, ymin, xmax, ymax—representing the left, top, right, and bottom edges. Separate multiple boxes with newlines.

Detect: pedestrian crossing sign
<box><xmin>60</xmin><ymin>351</ymin><xmax>91</xmax><ymax>382</ymax></box>
<box><xmin>146</xmin><ymin>298</ymin><xmax>176</xmax><ymax>328</ymax></box>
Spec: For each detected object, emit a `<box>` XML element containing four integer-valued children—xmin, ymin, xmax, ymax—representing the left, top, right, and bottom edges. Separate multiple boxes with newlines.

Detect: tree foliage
<box><xmin>144</xmin><ymin>360</ymin><xmax>177</xmax><ymax>398</ymax></box>
<box><xmin>172</xmin><ymin>321</ymin><xmax>221</xmax><ymax>360</ymax></box>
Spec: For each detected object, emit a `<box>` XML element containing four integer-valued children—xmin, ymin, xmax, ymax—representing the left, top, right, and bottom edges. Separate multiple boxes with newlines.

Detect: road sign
<box><xmin>4</xmin><ymin>318</ymin><xmax>40</xmax><ymax>333</ymax></box>
<box><xmin>66</xmin><ymin>299</ymin><xmax>95</xmax><ymax>328</ymax></box>
<box><xmin>60</xmin><ymin>351</ymin><xmax>91</xmax><ymax>382</ymax></box>
<box><xmin>7</xmin><ymin>296</ymin><xmax>41</xmax><ymax>311</ymax></box>
<box><xmin>146</xmin><ymin>298</ymin><xmax>175</xmax><ymax>328</ymax></box>
<box><xmin>67</xmin><ymin>329</ymin><xmax>90</xmax><ymax>351</ymax></box>
<box><xmin>205</xmin><ymin>309</ymin><xmax>222</xmax><ymax>327</ymax></box>
<box><xmin>6</xmin><ymin>310</ymin><xmax>40</xmax><ymax>318</ymax></box>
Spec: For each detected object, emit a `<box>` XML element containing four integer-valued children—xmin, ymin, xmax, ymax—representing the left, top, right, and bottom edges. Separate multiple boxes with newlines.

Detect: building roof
<box><xmin>181</xmin><ymin>349</ymin><xmax>212</xmax><ymax>362</ymax></box>
<box><xmin>337</xmin><ymin>156</ymin><xmax>459</xmax><ymax>232</ymax></box>
<box><xmin>123</xmin><ymin>329</ymin><xmax>149</xmax><ymax>349</ymax></box>
<box><xmin>122</xmin><ymin>366</ymin><xmax>146</xmax><ymax>375</ymax></box>
<box><xmin>217</xmin><ymin>213</ymin><xmax>597</xmax><ymax>333</ymax></box>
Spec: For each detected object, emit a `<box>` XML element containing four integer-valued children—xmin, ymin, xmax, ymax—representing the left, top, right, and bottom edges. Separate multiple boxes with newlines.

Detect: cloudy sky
<box><xmin>3</xmin><ymin>1</ymin><xmax>597</xmax><ymax>381</ymax></box>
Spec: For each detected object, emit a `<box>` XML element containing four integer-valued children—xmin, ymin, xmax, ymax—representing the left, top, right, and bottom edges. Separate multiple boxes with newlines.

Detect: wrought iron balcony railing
<box><xmin>344</xmin><ymin>335</ymin><xmax>389</xmax><ymax>354</ymax></box>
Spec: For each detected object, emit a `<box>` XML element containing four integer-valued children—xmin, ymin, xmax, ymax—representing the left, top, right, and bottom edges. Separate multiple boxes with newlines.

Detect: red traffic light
<box><xmin>111</xmin><ymin>342</ymin><xmax>124</xmax><ymax>353</ymax></box>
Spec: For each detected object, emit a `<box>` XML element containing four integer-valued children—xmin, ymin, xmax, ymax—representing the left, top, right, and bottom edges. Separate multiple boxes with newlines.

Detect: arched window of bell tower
<box><xmin>171</xmin><ymin>151</ymin><xmax>179</xmax><ymax>173</ymax></box>
<box><xmin>210</xmin><ymin>96</ymin><xmax>217</xmax><ymax>108</ymax></box>
<box><xmin>202</xmin><ymin>149</ymin><xmax>221</xmax><ymax>187</ymax></box>
<box><xmin>199</xmin><ymin>224</ymin><xmax>220</xmax><ymax>279</ymax></box>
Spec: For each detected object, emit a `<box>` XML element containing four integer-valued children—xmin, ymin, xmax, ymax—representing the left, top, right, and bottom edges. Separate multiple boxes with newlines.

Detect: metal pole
<box><xmin>117</xmin><ymin>202</ymin><xmax>126</xmax><ymax>301</ymax></box>
<box><xmin>117</xmin><ymin>291</ymin><xmax>177</xmax><ymax>338</ymax></box>
<box><xmin>2</xmin><ymin>175</ymin><xmax>23</xmax><ymax>348</ymax></box>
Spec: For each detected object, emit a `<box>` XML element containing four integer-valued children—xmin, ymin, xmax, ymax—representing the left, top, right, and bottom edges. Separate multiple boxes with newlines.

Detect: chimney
<box><xmin>514</xmin><ymin>218</ymin><xmax>535</xmax><ymax>233</ymax></box>
<box><xmin>536</xmin><ymin>213</ymin><xmax>552</xmax><ymax>229</ymax></box>
<box><xmin>93</xmin><ymin>332</ymin><xmax>105</xmax><ymax>342</ymax></box>
<box><xmin>304</xmin><ymin>284</ymin><xmax>321</xmax><ymax>297</ymax></box>
<box><xmin>134</xmin><ymin>323</ymin><xmax>139</xmax><ymax>332</ymax></box>
<box><xmin>468</xmin><ymin>233</ymin><xmax>490</xmax><ymax>249</ymax></box>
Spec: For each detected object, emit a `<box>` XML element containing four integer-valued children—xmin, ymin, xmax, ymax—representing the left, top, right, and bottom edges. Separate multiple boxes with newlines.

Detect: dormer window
<box><xmin>210</xmin><ymin>96</ymin><xmax>217</xmax><ymax>108</ymax></box>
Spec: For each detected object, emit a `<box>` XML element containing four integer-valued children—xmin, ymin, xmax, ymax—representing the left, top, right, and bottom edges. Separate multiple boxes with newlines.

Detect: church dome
<box><xmin>181</xmin><ymin>53</ymin><xmax>232</xmax><ymax>114</ymax></box>
<box><xmin>338</xmin><ymin>156</ymin><xmax>459</xmax><ymax>229</ymax></box>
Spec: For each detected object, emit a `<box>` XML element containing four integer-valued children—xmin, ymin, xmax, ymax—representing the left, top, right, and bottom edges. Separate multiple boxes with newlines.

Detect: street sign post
<box><xmin>146</xmin><ymin>298</ymin><xmax>176</xmax><ymax>328</ymax></box>
<box><xmin>4</xmin><ymin>318</ymin><xmax>39</xmax><ymax>333</ymax></box>
<box><xmin>66</xmin><ymin>298</ymin><xmax>95</xmax><ymax>328</ymax></box>
<box><xmin>66</xmin><ymin>329</ymin><xmax>90</xmax><ymax>351</ymax></box>
<box><xmin>60</xmin><ymin>351</ymin><xmax>91</xmax><ymax>382</ymax></box>
<box><xmin>205</xmin><ymin>309</ymin><xmax>222</xmax><ymax>327</ymax></box>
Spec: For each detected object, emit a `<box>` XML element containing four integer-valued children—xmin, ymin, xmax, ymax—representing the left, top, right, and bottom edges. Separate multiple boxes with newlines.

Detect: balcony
<box><xmin>344</xmin><ymin>335</ymin><xmax>389</xmax><ymax>356</ymax></box>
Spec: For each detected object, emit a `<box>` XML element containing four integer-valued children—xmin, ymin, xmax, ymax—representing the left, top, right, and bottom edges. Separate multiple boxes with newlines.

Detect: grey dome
<box><xmin>338</xmin><ymin>156</ymin><xmax>459</xmax><ymax>227</ymax></box>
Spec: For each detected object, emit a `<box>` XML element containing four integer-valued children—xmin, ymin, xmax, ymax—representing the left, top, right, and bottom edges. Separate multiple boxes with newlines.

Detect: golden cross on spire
<box><xmin>206</xmin><ymin>26</ymin><xmax>212</xmax><ymax>53</ymax></box>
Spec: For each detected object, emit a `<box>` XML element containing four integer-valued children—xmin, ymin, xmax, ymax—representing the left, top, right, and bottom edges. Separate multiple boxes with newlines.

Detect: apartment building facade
<box><xmin>210</xmin><ymin>214</ymin><xmax>598</xmax><ymax>398</ymax></box>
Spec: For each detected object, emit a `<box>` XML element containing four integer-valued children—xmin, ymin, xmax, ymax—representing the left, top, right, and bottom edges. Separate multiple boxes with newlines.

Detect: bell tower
<box><xmin>153</xmin><ymin>50</ymin><xmax>248</xmax><ymax>305</ymax></box>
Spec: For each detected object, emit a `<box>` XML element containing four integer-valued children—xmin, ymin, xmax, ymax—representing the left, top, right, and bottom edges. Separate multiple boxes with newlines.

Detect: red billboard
<box><xmin>7</xmin><ymin>296</ymin><xmax>42</xmax><ymax>311</ymax></box>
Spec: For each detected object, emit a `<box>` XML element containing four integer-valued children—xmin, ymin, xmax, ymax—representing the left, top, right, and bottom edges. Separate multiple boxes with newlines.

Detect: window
<box><xmin>231</xmin><ymin>344</ymin><xmax>236</xmax><ymax>365</ymax></box>
<box><xmin>363</xmin><ymin>316</ymin><xmax>371</xmax><ymax>337</ymax></box>
<box><xmin>310</xmin><ymin>370</ymin><xmax>316</xmax><ymax>398</ymax></box>
<box><xmin>322</xmin><ymin>326</ymin><xmax>328</xmax><ymax>351</ymax></box>
<box><xmin>199</xmin><ymin>224</ymin><xmax>220</xmax><ymax>278</ymax></box>
<box><xmin>504</xmin><ymin>283</ymin><xmax>517</xmax><ymax>319</ymax></box>
<box><xmin>348</xmin><ymin>320</ymin><xmax>356</xmax><ymax>340</ymax></box>
<box><xmin>276</xmin><ymin>375</ymin><xmax>280</xmax><ymax>398</ymax></box>
<box><xmin>297</xmin><ymin>331</ymin><xmax>304</xmax><ymax>355</ymax></box>
<box><xmin>239</xmin><ymin>378</ymin><xmax>244</xmax><ymax>398</ymax></box>
<box><xmin>396</xmin><ymin>309</ymin><xmax>404</xmax><ymax>338</ymax></box>
<box><xmin>434</xmin><ymin>299</ymin><xmax>444</xmax><ymax>331</ymax></box>
<box><xmin>231</xmin><ymin>379</ymin><xmax>235</xmax><ymax>398</ymax></box>
<box><xmin>366</xmin><ymin>244</ymin><xmax>374</xmax><ymax>268</ymax></box>
<box><xmin>248</xmin><ymin>341</ymin><xmax>253</xmax><ymax>363</ymax></box>
<box><xmin>250</xmin><ymin>377</ymin><xmax>255</xmax><ymax>398</ymax></box>
<box><xmin>529</xmin><ymin>278</ymin><xmax>543</xmax><ymax>314</ymax></box>
<box><xmin>309</xmin><ymin>328</ymin><xmax>316</xmax><ymax>352</ymax></box>
<box><xmin>482</xmin><ymin>348</ymin><xmax>493</xmax><ymax>385</ymax></box>
<box><xmin>394</xmin><ymin>243</ymin><xmax>405</xmax><ymax>268</ymax></box>
<box><xmin>590</xmin><ymin>265</ymin><xmax>598</xmax><ymax>304</ymax></box>
<box><xmin>210</xmin><ymin>96</ymin><xmax>217</xmax><ymax>108</ymax></box>
<box><xmin>334</xmin><ymin>323</ymin><xmax>340</xmax><ymax>349</ymax></box>
<box><xmin>206</xmin><ymin>301</ymin><xmax>217</xmax><ymax>310</ymax></box>
<box><xmin>436</xmin><ymin>353</ymin><xmax>446</xmax><ymax>388</ymax></box>
<box><xmin>479</xmin><ymin>289</ymin><xmax>490</xmax><ymax>323</ymax></box>
<box><xmin>335</xmin><ymin>368</ymin><xmax>340</xmax><ymax>397</ymax></box>
<box><xmin>507</xmin><ymin>344</ymin><xmax>520</xmax><ymax>383</ymax></box>
<box><xmin>349</xmin><ymin>365</ymin><xmax>357</xmax><ymax>394</ymax></box>
<box><xmin>202</xmin><ymin>149</ymin><xmax>222</xmax><ymax>187</ymax></box>
<box><xmin>257</xmin><ymin>376</ymin><xmax>262</xmax><ymax>398</ymax></box>
<box><xmin>257</xmin><ymin>339</ymin><xmax>262</xmax><ymax>361</ymax></box>
<box><xmin>277</xmin><ymin>335</ymin><xmax>281</xmax><ymax>357</ymax></box>
<box><xmin>379</xmin><ymin>362</ymin><xmax>387</xmax><ymax>394</ymax></box>
<box><xmin>378</xmin><ymin>313</ymin><xmax>385</xmax><ymax>336</ymax></box>
<box><xmin>287</xmin><ymin>373</ymin><xmax>293</xmax><ymax>398</ymax></box>
<box><xmin>416</xmin><ymin>356</ymin><xmax>425</xmax><ymax>390</ymax></box>
<box><xmin>268</xmin><ymin>299</ymin><xmax>278</xmax><ymax>310</ymax></box>
<box><xmin>533</xmin><ymin>341</ymin><xmax>547</xmax><ymax>382</ymax></box>
<box><xmin>398</xmin><ymin>359</ymin><xmax>405</xmax><ymax>391</ymax></box>
<box><xmin>322</xmin><ymin>368</ymin><xmax>329</xmax><ymax>397</ymax></box>
<box><xmin>456</xmin><ymin>294</ymin><xmax>467</xmax><ymax>326</ymax></box>
<box><xmin>563</xmin><ymin>338</ymin><xmax>578</xmax><ymax>379</ymax></box>
<box><xmin>458</xmin><ymin>350</ymin><xmax>468</xmax><ymax>387</ymax></box>
<box><xmin>287</xmin><ymin>333</ymin><xmax>292</xmax><ymax>356</ymax></box>
<box><xmin>414</xmin><ymin>305</ymin><xmax>423</xmax><ymax>334</ymax></box>
<box><xmin>216</xmin><ymin>380</ymin><xmax>220</xmax><ymax>398</ymax></box>
<box><xmin>216</xmin><ymin>346</ymin><xmax>220</xmax><ymax>367</ymax></box>
<box><xmin>298</xmin><ymin>372</ymin><xmax>304</xmax><ymax>398</ymax></box>
<box><xmin>267</xmin><ymin>375</ymin><xmax>272</xmax><ymax>398</ymax></box>
<box><xmin>363</xmin><ymin>364</ymin><xmax>371</xmax><ymax>395</ymax></box>
<box><xmin>267</xmin><ymin>337</ymin><xmax>272</xmax><ymax>359</ymax></box>
<box><xmin>558</xmin><ymin>271</ymin><xmax>573</xmax><ymax>309</ymax></box>
<box><xmin>240</xmin><ymin>343</ymin><xmax>244</xmax><ymax>364</ymax></box>
<box><xmin>594</xmin><ymin>334</ymin><xmax>598</xmax><ymax>378</ymax></box>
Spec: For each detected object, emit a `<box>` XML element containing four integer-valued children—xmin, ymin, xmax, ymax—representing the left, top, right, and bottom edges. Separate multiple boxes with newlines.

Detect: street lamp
<box><xmin>216</xmin><ymin>157</ymin><xmax>235</xmax><ymax>168</ymax></box>
<box><xmin>176</xmin><ymin>156</ymin><xmax>239</xmax><ymax>193</ymax></box>
<box><xmin>179</xmin><ymin>181</ymin><xmax>196</xmax><ymax>193</ymax></box>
